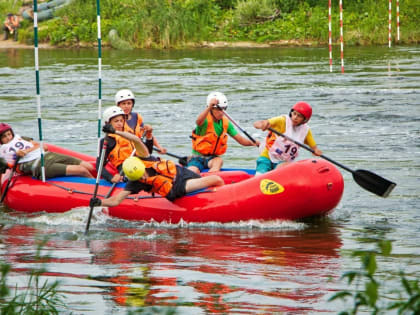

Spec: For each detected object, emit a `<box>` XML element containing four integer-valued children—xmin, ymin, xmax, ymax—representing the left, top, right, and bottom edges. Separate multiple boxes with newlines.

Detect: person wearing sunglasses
<box><xmin>188</xmin><ymin>91</ymin><xmax>258</xmax><ymax>174</ymax></box>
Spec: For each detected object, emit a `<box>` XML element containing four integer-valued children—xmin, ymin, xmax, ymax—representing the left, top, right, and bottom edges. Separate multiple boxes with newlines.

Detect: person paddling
<box><xmin>89</xmin><ymin>124</ymin><xmax>224</xmax><ymax>208</ymax></box>
<box><xmin>187</xmin><ymin>91</ymin><xmax>259</xmax><ymax>174</ymax></box>
<box><xmin>96</xmin><ymin>106</ymin><xmax>154</xmax><ymax>183</ymax></box>
<box><xmin>115</xmin><ymin>89</ymin><xmax>167</xmax><ymax>154</ymax></box>
<box><xmin>253</xmin><ymin>102</ymin><xmax>322</xmax><ymax>175</ymax></box>
<box><xmin>0</xmin><ymin>123</ymin><xmax>94</xmax><ymax>179</ymax></box>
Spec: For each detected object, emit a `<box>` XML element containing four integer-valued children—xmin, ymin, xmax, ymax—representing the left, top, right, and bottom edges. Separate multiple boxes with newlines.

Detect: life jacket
<box><xmin>265</xmin><ymin>115</ymin><xmax>309</xmax><ymax>163</ymax></box>
<box><xmin>107</xmin><ymin>134</ymin><xmax>135</xmax><ymax>168</ymax></box>
<box><xmin>124</xmin><ymin>113</ymin><xmax>144</xmax><ymax>138</ymax></box>
<box><xmin>191</xmin><ymin>113</ymin><xmax>229</xmax><ymax>156</ymax></box>
<box><xmin>139</xmin><ymin>159</ymin><xmax>177</xmax><ymax>197</ymax></box>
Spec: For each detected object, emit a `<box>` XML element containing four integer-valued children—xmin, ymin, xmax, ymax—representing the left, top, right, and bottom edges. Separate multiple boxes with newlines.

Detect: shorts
<box><xmin>186</xmin><ymin>155</ymin><xmax>216</xmax><ymax>172</ymax></box>
<box><xmin>255</xmin><ymin>156</ymin><xmax>281</xmax><ymax>175</ymax></box>
<box><xmin>124</xmin><ymin>166</ymin><xmax>201</xmax><ymax>201</ymax></box>
<box><xmin>19</xmin><ymin>152</ymin><xmax>82</xmax><ymax>179</ymax></box>
<box><xmin>166</xmin><ymin>166</ymin><xmax>201</xmax><ymax>201</ymax></box>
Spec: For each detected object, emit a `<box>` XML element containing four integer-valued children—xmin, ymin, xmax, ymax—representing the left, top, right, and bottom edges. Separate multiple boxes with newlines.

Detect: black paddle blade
<box><xmin>353</xmin><ymin>169</ymin><xmax>396</xmax><ymax>198</ymax></box>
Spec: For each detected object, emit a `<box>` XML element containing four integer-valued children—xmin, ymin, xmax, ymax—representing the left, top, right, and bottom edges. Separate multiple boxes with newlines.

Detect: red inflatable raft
<box><xmin>1</xmin><ymin>145</ymin><xmax>344</xmax><ymax>223</ymax></box>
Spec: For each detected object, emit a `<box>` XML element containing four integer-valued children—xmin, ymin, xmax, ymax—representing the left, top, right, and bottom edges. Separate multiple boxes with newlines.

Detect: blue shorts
<box><xmin>255</xmin><ymin>156</ymin><xmax>281</xmax><ymax>174</ymax></box>
<box><xmin>187</xmin><ymin>156</ymin><xmax>216</xmax><ymax>172</ymax></box>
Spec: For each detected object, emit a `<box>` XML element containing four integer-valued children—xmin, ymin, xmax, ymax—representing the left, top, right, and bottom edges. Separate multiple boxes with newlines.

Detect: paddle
<box><xmin>85</xmin><ymin>137</ymin><xmax>108</xmax><ymax>234</ymax></box>
<box><xmin>267</xmin><ymin>127</ymin><xmax>396</xmax><ymax>198</ymax></box>
<box><xmin>217</xmin><ymin>106</ymin><xmax>257</xmax><ymax>144</ymax></box>
<box><xmin>153</xmin><ymin>147</ymin><xmax>189</xmax><ymax>166</ymax></box>
<box><xmin>0</xmin><ymin>157</ymin><xmax>20</xmax><ymax>204</ymax></box>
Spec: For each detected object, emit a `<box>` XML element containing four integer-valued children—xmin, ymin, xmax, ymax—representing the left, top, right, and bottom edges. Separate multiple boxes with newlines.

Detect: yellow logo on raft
<box><xmin>260</xmin><ymin>179</ymin><xmax>285</xmax><ymax>195</ymax></box>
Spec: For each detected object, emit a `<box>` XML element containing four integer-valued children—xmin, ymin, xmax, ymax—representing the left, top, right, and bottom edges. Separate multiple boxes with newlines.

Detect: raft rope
<box><xmin>47</xmin><ymin>181</ymin><xmax>214</xmax><ymax>200</ymax></box>
<box><xmin>33</xmin><ymin>0</ymin><xmax>46</xmax><ymax>182</ymax></box>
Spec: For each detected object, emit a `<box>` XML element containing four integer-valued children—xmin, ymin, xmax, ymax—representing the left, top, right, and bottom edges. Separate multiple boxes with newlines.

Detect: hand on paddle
<box><xmin>89</xmin><ymin>197</ymin><xmax>102</xmax><ymax>208</ymax></box>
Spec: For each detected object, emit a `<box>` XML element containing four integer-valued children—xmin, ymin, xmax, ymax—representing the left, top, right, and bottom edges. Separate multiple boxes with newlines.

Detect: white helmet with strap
<box><xmin>206</xmin><ymin>91</ymin><xmax>228</xmax><ymax>110</ymax></box>
<box><xmin>103</xmin><ymin>106</ymin><xmax>125</xmax><ymax>124</ymax></box>
<box><xmin>115</xmin><ymin>89</ymin><xmax>135</xmax><ymax>106</ymax></box>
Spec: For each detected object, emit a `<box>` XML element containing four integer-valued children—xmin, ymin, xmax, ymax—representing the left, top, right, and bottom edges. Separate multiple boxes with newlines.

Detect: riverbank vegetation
<box><xmin>2</xmin><ymin>0</ymin><xmax>419</xmax><ymax>48</ymax></box>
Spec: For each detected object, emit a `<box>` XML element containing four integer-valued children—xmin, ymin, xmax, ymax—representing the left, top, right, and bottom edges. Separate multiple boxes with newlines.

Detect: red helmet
<box><xmin>0</xmin><ymin>123</ymin><xmax>13</xmax><ymax>137</ymax></box>
<box><xmin>291</xmin><ymin>102</ymin><xmax>312</xmax><ymax>122</ymax></box>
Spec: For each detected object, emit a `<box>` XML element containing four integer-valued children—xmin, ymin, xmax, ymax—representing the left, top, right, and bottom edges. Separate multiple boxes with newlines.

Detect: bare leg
<box><xmin>185</xmin><ymin>175</ymin><xmax>224</xmax><ymax>193</ymax></box>
<box><xmin>65</xmin><ymin>165</ymin><xmax>94</xmax><ymax>178</ymax></box>
<box><xmin>80</xmin><ymin>161</ymin><xmax>94</xmax><ymax>171</ymax></box>
<box><xmin>208</xmin><ymin>157</ymin><xmax>223</xmax><ymax>172</ymax></box>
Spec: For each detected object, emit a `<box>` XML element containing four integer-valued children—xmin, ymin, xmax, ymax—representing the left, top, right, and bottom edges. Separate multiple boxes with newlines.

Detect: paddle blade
<box><xmin>353</xmin><ymin>169</ymin><xmax>396</xmax><ymax>198</ymax></box>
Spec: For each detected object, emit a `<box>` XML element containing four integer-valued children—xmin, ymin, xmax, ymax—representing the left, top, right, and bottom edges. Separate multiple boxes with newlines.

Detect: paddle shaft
<box><xmin>267</xmin><ymin>127</ymin><xmax>396</xmax><ymax>197</ymax></box>
<box><xmin>0</xmin><ymin>157</ymin><xmax>20</xmax><ymax>203</ymax></box>
<box><xmin>153</xmin><ymin>147</ymin><xmax>183</xmax><ymax>160</ymax></box>
<box><xmin>104</xmin><ymin>149</ymin><xmax>137</xmax><ymax>198</ymax></box>
<box><xmin>267</xmin><ymin>128</ymin><xmax>354</xmax><ymax>173</ymax></box>
<box><xmin>85</xmin><ymin>137</ymin><xmax>108</xmax><ymax>234</ymax></box>
<box><xmin>219</xmin><ymin>107</ymin><xmax>257</xmax><ymax>144</ymax></box>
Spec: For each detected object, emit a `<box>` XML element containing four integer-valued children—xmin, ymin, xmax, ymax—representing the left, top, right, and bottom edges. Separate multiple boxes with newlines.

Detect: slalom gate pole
<box><xmin>33</xmin><ymin>0</ymin><xmax>46</xmax><ymax>182</ymax></box>
<box><xmin>339</xmin><ymin>0</ymin><xmax>344</xmax><ymax>73</ymax></box>
<box><xmin>328</xmin><ymin>0</ymin><xmax>332</xmax><ymax>73</ymax></box>
<box><xmin>96</xmin><ymin>0</ymin><xmax>103</xmax><ymax>155</ymax></box>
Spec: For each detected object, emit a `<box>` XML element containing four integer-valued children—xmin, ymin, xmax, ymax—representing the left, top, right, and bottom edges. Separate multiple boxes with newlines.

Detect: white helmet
<box><xmin>206</xmin><ymin>91</ymin><xmax>228</xmax><ymax>110</ymax></box>
<box><xmin>115</xmin><ymin>89</ymin><xmax>135</xmax><ymax>106</ymax></box>
<box><xmin>103</xmin><ymin>106</ymin><xmax>125</xmax><ymax>124</ymax></box>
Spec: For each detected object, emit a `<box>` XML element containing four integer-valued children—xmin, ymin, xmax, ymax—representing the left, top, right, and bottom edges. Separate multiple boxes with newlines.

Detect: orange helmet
<box><xmin>291</xmin><ymin>102</ymin><xmax>312</xmax><ymax>122</ymax></box>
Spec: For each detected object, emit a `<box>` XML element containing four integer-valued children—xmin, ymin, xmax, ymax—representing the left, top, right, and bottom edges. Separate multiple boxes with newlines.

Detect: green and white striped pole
<box><xmin>33</xmin><ymin>0</ymin><xmax>46</xmax><ymax>182</ymax></box>
<box><xmin>96</xmin><ymin>0</ymin><xmax>102</xmax><ymax>153</ymax></box>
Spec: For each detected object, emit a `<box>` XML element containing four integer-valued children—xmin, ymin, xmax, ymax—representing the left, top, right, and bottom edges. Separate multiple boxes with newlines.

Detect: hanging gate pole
<box><xmin>33</xmin><ymin>0</ymin><xmax>46</xmax><ymax>182</ymax></box>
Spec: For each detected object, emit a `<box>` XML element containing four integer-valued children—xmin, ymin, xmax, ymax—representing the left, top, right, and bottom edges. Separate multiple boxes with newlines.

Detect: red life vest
<box><xmin>140</xmin><ymin>159</ymin><xmax>177</xmax><ymax>197</ymax></box>
<box><xmin>107</xmin><ymin>134</ymin><xmax>135</xmax><ymax>168</ymax></box>
<box><xmin>191</xmin><ymin>113</ymin><xmax>229</xmax><ymax>156</ymax></box>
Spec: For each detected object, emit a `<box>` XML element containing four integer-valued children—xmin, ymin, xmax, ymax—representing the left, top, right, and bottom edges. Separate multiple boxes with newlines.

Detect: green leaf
<box><xmin>365</xmin><ymin>280</ymin><xmax>379</xmax><ymax>306</ymax></box>
<box><xmin>378</xmin><ymin>240</ymin><xmax>392</xmax><ymax>256</ymax></box>
<box><xmin>328</xmin><ymin>291</ymin><xmax>352</xmax><ymax>301</ymax></box>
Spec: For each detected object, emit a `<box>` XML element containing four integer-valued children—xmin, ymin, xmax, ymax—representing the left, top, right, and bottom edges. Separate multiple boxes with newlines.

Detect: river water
<box><xmin>0</xmin><ymin>45</ymin><xmax>419</xmax><ymax>314</ymax></box>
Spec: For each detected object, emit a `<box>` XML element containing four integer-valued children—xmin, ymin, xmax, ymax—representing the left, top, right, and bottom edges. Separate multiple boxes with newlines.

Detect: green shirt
<box><xmin>192</xmin><ymin>118</ymin><xmax>238</xmax><ymax>155</ymax></box>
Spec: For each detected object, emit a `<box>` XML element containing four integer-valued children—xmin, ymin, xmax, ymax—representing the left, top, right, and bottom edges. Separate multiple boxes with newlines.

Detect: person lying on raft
<box><xmin>89</xmin><ymin>124</ymin><xmax>224</xmax><ymax>208</ymax></box>
<box><xmin>97</xmin><ymin>106</ymin><xmax>154</xmax><ymax>184</ymax></box>
<box><xmin>187</xmin><ymin>91</ymin><xmax>259</xmax><ymax>174</ymax></box>
<box><xmin>0</xmin><ymin>123</ymin><xmax>94</xmax><ymax>179</ymax></box>
<box><xmin>253</xmin><ymin>101</ymin><xmax>322</xmax><ymax>175</ymax></box>
<box><xmin>115</xmin><ymin>89</ymin><xmax>167</xmax><ymax>154</ymax></box>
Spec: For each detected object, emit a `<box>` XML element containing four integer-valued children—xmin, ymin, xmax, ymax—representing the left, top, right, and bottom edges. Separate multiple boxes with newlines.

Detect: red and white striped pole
<box><xmin>339</xmin><ymin>0</ymin><xmax>344</xmax><ymax>73</ymax></box>
<box><xmin>388</xmin><ymin>0</ymin><xmax>392</xmax><ymax>47</ymax></box>
<box><xmin>328</xmin><ymin>0</ymin><xmax>332</xmax><ymax>72</ymax></box>
<box><xmin>396</xmin><ymin>0</ymin><xmax>400</xmax><ymax>41</ymax></box>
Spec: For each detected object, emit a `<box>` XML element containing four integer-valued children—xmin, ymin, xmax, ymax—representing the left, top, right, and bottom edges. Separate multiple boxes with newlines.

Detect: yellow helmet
<box><xmin>122</xmin><ymin>157</ymin><xmax>145</xmax><ymax>181</ymax></box>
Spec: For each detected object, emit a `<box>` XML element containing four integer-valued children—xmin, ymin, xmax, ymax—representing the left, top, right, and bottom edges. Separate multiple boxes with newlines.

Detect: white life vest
<box><xmin>268</xmin><ymin>115</ymin><xmax>309</xmax><ymax>163</ymax></box>
<box><xmin>0</xmin><ymin>134</ymin><xmax>41</xmax><ymax>164</ymax></box>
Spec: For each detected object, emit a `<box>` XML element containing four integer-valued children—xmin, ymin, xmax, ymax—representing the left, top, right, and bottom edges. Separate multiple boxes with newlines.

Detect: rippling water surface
<box><xmin>0</xmin><ymin>45</ymin><xmax>419</xmax><ymax>314</ymax></box>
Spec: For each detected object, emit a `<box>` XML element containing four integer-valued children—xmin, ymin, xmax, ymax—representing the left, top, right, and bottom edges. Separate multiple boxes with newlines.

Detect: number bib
<box><xmin>267</xmin><ymin>115</ymin><xmax>309</xmax><ymax>163</ymax></box>
<box><xmin>0</xmin><ymin>134</ymin><xmax>40</xmax><ymax>164</ymax></box>
<box><xmin>268</xmin><ymin>139</ymin><xmax>299</xmax><ymax>162</ymax></box>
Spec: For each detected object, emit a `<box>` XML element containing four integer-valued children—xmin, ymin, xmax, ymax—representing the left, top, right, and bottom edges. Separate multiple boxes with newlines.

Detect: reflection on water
<box><xmin>1</xmin><ymin>217</ymin><xmax>342</xmax><ymax>313</ymax></box>
<box><xmin>0</xmin><ymin>45</ymin><xmax>419</xmax><ymax>313</ymax></box>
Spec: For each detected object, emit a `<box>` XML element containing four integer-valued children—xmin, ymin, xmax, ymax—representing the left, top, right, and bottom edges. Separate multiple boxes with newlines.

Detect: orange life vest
<box><xmin>140</xmin><ymin>159</ymin><xmax>177</xmax><ymax>197</ymax></box>
<box><xmin>191</xmin><ymin>113</ymin><xmax>229</xmax><ymax>156</ymax></box>
<box><xmin>107</xmin><ymin>134</ymin><xmax>135</xmax><ymax>168</ymax></box>
<box><xmin>124</xmin><ymin>113</ymin><xmax>144</xmax><ymax>138</ymax></box>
